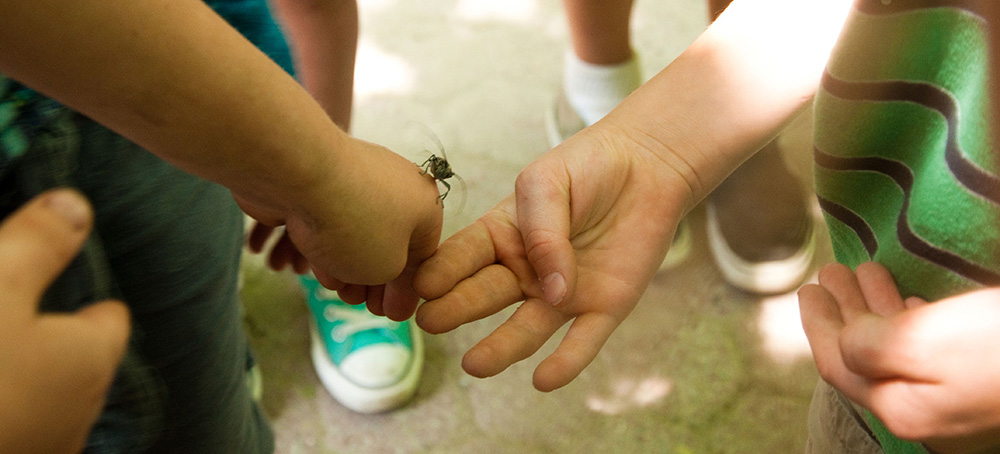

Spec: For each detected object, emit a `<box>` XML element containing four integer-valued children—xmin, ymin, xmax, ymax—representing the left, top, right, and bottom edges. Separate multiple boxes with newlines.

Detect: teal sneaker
<box><xmin>300</xmin><ymin>275</ymin><xmax>423</xmax><ymax>413</ymax></box>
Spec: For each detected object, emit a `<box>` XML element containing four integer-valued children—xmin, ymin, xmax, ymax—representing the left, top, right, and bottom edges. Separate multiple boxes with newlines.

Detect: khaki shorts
<box><xmin>806</xmin><ymin>379</ymin><xmax>883</xmax><ymax>454</ymax></box>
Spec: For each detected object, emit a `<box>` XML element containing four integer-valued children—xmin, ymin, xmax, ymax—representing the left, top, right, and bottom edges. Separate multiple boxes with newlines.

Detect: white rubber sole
<box><xmin>706</xmin><ymin>204</ymin><xmax>815</xmax><ymax>294</ymax></box>
<box><xmin>659</xmin><ymin>219</ymin><xmax>693</xmax><ymax>271</ymax></box>
<box><xmin>309</xmin><ymin>320</ymin><xmax>424</xmax><ymax>414</ymax></box>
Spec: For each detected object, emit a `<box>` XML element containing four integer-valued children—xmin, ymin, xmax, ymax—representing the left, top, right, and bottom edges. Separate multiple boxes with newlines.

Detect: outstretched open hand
<box><xmin>800</xmin><ymin>262</ymin><xmax>1000</xmax><ymax>454</ymax></box>
<box><xmin>413</xmin><ymin>128</ymin><xmax>692</xmax><ymax>391</ymax></box>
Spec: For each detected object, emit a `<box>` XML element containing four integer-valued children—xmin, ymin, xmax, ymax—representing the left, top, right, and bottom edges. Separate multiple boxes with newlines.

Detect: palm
<box><xmin>415</xmin><ymin>135</ymin><xmax>688</xmax><ymax>391</ymax></box>
<box><xmin>801</xmin><ymin>263</ymin><xmax>1000</xmax><ymax>453</ymax></box>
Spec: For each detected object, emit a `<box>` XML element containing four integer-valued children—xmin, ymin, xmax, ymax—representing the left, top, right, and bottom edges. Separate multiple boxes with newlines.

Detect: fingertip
<box><xmin>292</xmin><ymin>256</ymin><xmax>310</xmax><ymax>275</ymax></box>
<box><xmin>855</xmin><ymin>261</ymin><xmax>886</xmax><ymax>274</ymax></box>
<box><xmin>412</xmin><ymin>257</ymin><xmax>443</xmax><ymax>300</ymax></box>
<box><xmin>245</xmin><ymin>222</ymin><xmax>272</xmax><ymax>253</ymax></box>
<box><xmin>383</xmin><ymin>305</ymin><xmax>413</xmax><ymax>322</ymax></box>
<box><xmin>817</xmin><ymin>262</ymin><xmax>851</xmax><ymax>284</ymax></box>
<box><xmin>337</xmin><ymin>284</ymin><xmax>366</xmax><ymax>305</ymax></box>
<box><xmin>42</xmin><ymin>189</ymin><xmax>93</xmax><ymax>232</ymax></box>
<box><xmin>366</xmin><ymin>299</ymin><xmax>385</xmax><ymax>317</ymax></box>
<box><xmin>461</xmin><ymin>345</ymin><xmax>502</xmax><ymax>379</ymax></box>
<box><xmin>797</xmin><ymin>284</ymin><xmax>827</xmax><ymax>309</ymax></box>
<box><xmin>381</xmin><ymin>279</ymin><xmax>419</xmax><ymax>322</ymax></box>
<box><xmin>903</xmin><ymin>296</ymin><xmax>928</xmax><ymax>309</ymax></box>
<box><xmin>311</xmin><ymin>269</ymin><xmax>345</xmax><ymax>292</ymax></box>
<box><xmin>414</xmin><ymin>300</ymin><xmax>458</xmax><ymax>334</ymax></box>
<box><xmin>532</xmin><ymin>358</ymin><xmax>575</xmax><ymax>392</ymax></box>
<box><xmin>531</xmin><ymin>371</ymin><xmax>562</xmax><ymax>393</ymax></box>
<box><xmin>797</xmin><ymin>283</ymin><xmax>841</xmax><ymax>335</ymax></box>
<box><xmin>0</xmin><ymin>190</ymin><xmax>94</xmax><ymax>309</ymax></box>
<box><xmin>414</xmin><ymin>304</ymin><xmax>435</xmax><ymax>333</ymax></box>
<box><xmin>541</xmin><ymin>272</ymin><xmax>567</xmax><ymax>307</ymax></box>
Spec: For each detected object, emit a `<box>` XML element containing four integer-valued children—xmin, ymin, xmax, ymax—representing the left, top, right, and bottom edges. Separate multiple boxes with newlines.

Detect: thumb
<box><xmin>71</xmin><ymin>299</ymin><xmax>132</xmax><ymax>365</ymax></box>
<box><xmin>514</xmin><ymin>163</ymin><xmax>577</xmax><ymax>307</ymax></box>
<box><xmin>0</xmin><ymin>189</ymin><xmax>93</xmax><ymax>318</ymax></box>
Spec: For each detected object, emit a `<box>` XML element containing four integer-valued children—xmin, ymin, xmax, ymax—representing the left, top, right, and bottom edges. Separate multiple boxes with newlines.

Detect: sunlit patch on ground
<box><xmin>454</xmin><ymin>0</ymin><xmax>540</xmax><ymax>24</ymax></box>
<box><xmin>586</xmin><ymin>376</ymin><xmax>673</xmax><ymax>415</ymax></box>
<box><xmin>353</xmin><ymin>39</ymin><xmax>415</xmax><ymax>101</ymax></box>
<box><xmin>756</xmin><ymin>279</ymin><xmax>817</xmax><ymax>365</ymax></box>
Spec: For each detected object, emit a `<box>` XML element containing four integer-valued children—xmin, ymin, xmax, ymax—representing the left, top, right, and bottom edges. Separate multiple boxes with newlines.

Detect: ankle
<box><xmin>562</xmin><ymin>51</ymin><xmax>642</xmax><ymax>125</ymax></box>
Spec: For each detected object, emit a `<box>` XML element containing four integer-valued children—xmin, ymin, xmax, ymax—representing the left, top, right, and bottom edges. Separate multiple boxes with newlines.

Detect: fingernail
<box><xmin>542</xmin><ymin>272</ymin><xmax>566</xmax><ymax>306</ymax></box>
<box><xmin>45</xmin><ymin>190</ymin><xmax>90</xmax><ymax>231</ymax></box>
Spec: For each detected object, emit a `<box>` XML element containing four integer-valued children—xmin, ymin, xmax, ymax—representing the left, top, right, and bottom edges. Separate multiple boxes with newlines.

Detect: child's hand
<box><xmin>800</xmin><ymin>262</ymin><xmax>1000</xmax><ymax>454</ymax></box>
<box><xmin>0</xmin><ymin>190</ymin><xmax>131</xmax><ymax>454</ymax></box>
<box><xmin>242</xmin><ymin>138</ymin><xmax>443</xmax><ymax>321</ymax></box>
<box><xmin>413</xmin><ymin>128</ymin><xmax>690</xmax><ymax>392</ymax></box>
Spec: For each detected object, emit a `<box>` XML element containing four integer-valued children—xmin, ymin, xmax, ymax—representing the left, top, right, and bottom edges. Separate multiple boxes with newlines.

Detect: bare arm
<box><xmin>413</xmin><ymin>0</ymin><xmax>854</xmax><ymax>390</ymax></box>
<box><xmin>602</xmin><ymin>0</ymin><xmax>853</xmax><ymax>210</ymax></box>
<box><xmin>0</xmin><ymin>0</ymin><xmax>442</xmax><ymax>291</ymax></box>
<box><xmin>0</xmin><ymin>0</ymin><xmax>346</xmax><ymax>221</ymax></box>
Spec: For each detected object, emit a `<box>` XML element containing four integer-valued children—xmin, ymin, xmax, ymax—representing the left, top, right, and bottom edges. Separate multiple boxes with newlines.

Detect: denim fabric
<box><xmin>0</xmin><ymin>110</ymin><xmax>273</xmax><ymax>453</ymax></box>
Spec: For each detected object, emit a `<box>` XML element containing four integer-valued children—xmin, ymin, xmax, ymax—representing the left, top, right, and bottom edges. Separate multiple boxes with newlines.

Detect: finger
<box><xmin>798</xmin><ymin>284</ymin><xmax>873</xmax><ymax>405</ymax></box>
<box><xmin>37</xmin><ymin>298</ymin><xmax>131</xmax><ymax>429</ymax></box>
<box><xmin>855</xmin><ymin>262</ymin><xmax>906</xmax><ymax>317</ymax></box>
<box><xmin>381</xmin><ymin>276</ymin><xmax>419</xmax><ymax>322</ymax></box>
<box><xmin>533</xmin><ymin>312</ymin><xmax>619</xmax><ymax>392</ymax></box>
<box><xmin>337</xmin><ymin>284</ymin><xmax>367</xmax><ymax>306</ymax></box>
<box><xmin>903</xmin><ymin>296</ymin><xmax>928</xmax><ymax>310</ymax></box>
<box><xmin>0</xmin><ymin>189</ymin><xmax>93</xmax><ymax>318</ymax></box>
<box><xmin>839</xmin><ymin>314</ymin><xmax>923</xmax><ymax>380</ymax></box>
<box><xmin>245</xmin><ymin>222</ymin><xmax>276</xmax><ymax>254</ymax></box>
<box><xmin>382</xmin><ymin>218</ymin><xmax>441</xmax><ymax>322</ymax></box>
<box><xmin>365</xmin><ymin>285</ymin><xmax>385</xmax><ymax>317</ymax></box>
<box><xmin>58</xmin><ymin>299</ymin><xmax>131</xmax><ymax>370</ymax></box>
<box><xmin>311</xmin><ymin>267</ymin><xmax>346</xmax><ymax>293</ymax></box>
<box><xmin>461</xmin><ymin>298</ymin><xmax>570</xmax><ymax>379</ymax></box>
<box><xmin>798</xmin><ymin>283</ymin><xmax>844</xmax><ymax>360</ymax></box>
<box><xmin>514</xmin><ymin>165</ymin><xmax>577</xmax><ymax>307</ymax></box>
<box><xmin>816</xmin><ymin>263</ymin><xmax>869</xmax><ymax>323</ymax></box>
<box><xmin>267</xmin><ymin>232</ymin><xmax>298</xmax><ymax>271</ymax></box>
<box><xmin>290</xmin><ymin>253</ymin><xmax>310</xmax><ymax>275</ymax></box>
<box><xmin>416</xmin><ymin>264</ymin><xmax>524</xmax><ymax>334</ymax></box>
<box><xmin>413</xmin><ymin>220</ymin><xmax>497</xmax><ymax>300</ymax></box>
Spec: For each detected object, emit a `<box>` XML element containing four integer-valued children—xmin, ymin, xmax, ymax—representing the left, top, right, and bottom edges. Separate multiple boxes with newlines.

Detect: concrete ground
<box><xmin>239</xmin><ymin>0</ymin><xmax>831</xmax><ymax>452</ymax></box>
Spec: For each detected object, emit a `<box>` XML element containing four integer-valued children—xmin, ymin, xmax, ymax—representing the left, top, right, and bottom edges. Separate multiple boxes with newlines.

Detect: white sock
<box><xmin>562</xmin><ymin>51</ymin><xmax>642</xmax><ymax>126</ymax></box>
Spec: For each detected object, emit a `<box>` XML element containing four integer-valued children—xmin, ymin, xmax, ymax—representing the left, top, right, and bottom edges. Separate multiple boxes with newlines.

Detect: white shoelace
<box><xmin>315</xmin><ymin>288</ymin><xmax>399</xmax><ymax>343</ymax></box>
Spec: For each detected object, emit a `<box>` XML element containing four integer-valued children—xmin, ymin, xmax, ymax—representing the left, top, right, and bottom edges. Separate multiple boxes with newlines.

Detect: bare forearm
<box><xmin>603</xmin><ymin>0</ymin><xmax>852</xmax><ymax>207</ymax></box>
<box><xmin>0</xmin><ymin>0</ymin><xmax>347</xmax><ymax>221</ymax></box>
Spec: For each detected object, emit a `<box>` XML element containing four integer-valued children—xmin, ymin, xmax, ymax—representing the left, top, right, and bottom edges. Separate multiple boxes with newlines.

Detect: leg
<box><xmin>561</xmin><ymin>0</ymin><xmax>634</xmax><ymax>65</ymax></box>
<box><xmin>438</xmin><ymin>179</ymin><xmax>451</xmax><ymax>203</ymax></box>
<box><xmin>703</xmin><ymin>0</ymin><xmax>814</xmax><ymax>294</ymax></box>
<box><xmin>550</xmin><ymin>0</ymin><xmax>642</xmax><ymax>134</ymax></box>
<box><xmin>269</xmin><ymin>0</ymin><xmax>358</xmax><ymax>130</ymax></box>
<box><xmin>73</xmin><ymin>116</ymin><xmax>273</xmax><ymax>453</ymax></box>
<box><xmin>707</xmin><ymin>0</ymin><xmax>733</xmax><ymax>21</ymax></box>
